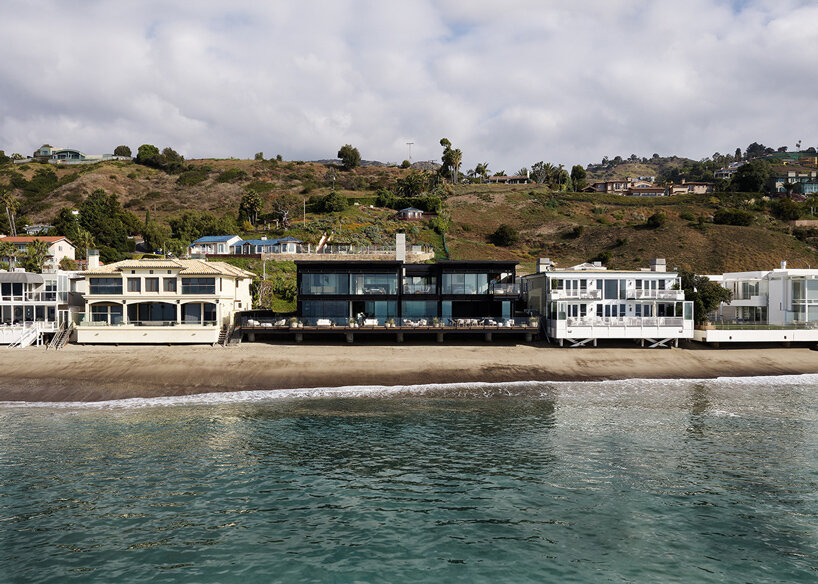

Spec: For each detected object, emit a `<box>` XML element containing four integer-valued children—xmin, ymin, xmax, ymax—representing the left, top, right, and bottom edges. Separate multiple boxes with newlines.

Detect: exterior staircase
<box><xmin>9</xmin><ymin>326</ymin><xmax>40</xmax><ymax>349</ymax></box>
<box><xmin>47</xmin><ymin>322</ymin><xmax>73</xmax><ymax>350</ymax></box>
<box><xmin>215</xmin><ymin>324</ymin><xmax>230</xmax><ymax>346</ymax></box>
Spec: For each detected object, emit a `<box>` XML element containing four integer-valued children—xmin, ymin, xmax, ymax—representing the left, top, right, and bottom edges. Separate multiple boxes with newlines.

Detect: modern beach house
<box><xmin>523</xmin><ymin>258</ymin><xmax>694</xmax><ymax>347</ymax></box>
<box><xmin>75</xmin><ymin>254</ymin><xmax>254</xmax><ymax>344</ymax></box>
<box><xmin>694</xmin><ymin>263</ymin><xmax>818</xmax><ymax>344</ymax></box>
<box><xmin>0</xmin><ymin>269</ymin><xmax>76</xmax><ymax>346</ymax></box>
<box><xmin>241</xmin><ymin>255</ymin><xmax>535</xmax><ymax>342</ymax></box>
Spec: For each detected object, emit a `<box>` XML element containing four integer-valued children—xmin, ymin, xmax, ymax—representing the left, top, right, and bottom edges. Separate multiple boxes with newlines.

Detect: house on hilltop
<box><xmin>0</xmin><ymin>236</ymin><xmax>75</xmax><ymax>268</ymax></box>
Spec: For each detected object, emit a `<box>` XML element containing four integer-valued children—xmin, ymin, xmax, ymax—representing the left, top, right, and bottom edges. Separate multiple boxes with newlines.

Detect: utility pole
<box><xmin>406</xmin><ymin>142</ymin><xmax>414</xmax><ymax>162</ymax></box>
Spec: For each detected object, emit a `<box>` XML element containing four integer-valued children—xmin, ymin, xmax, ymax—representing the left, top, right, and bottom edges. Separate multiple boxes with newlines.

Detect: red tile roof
<box><xmin>1</xmin><ymin>236</ymin><xmax>74</xmax><ymax>244</ymax></box>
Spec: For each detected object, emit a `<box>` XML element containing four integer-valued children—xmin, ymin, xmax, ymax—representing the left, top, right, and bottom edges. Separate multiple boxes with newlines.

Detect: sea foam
<box><xmin>2</xmin><ymin>373</ymin><xmax>818</xmax><ymax>410</ymax></box>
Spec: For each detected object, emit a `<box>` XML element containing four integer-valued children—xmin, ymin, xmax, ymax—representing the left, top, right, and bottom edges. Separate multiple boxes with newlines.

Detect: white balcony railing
<box><xmin>564</xmin><ymin>316</ymin><xmax>688</xmax><ymax>328</ymax></box>
<box><xmin>627</xmin><ymin>289</ymin><xmax>684</xmax><ymax>300</ymax></box>
<box><xmin>550</xmin><ymin>289</ymin><xmax>602</xmax><ymax>300</ymax></box>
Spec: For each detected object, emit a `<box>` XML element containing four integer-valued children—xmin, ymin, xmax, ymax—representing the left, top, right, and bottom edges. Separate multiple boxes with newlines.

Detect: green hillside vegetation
<box><xmin>3</xmin><ymin>149</ymin><xmax>818</xmax><ymax>304</ymax></box>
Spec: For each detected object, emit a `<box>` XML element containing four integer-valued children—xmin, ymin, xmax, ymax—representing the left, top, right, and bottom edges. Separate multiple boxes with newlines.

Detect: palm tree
<box><xmin>23</xmin><ymin>238</ymin><xmax>50</xmax><ymax>273</ymax></box>
<box><xmin>474</xmin><ymin>162</ymin><xmax>490</xmax><ymax>182</ymax></box>
<box><xmin>73</xmin><ymin>228</ymin><xmax>95</xmax><ymax>260</ymax></box>
<box><xmin>0</xmin><ymin>240</ymin><xmax>18</xmax><ymax>270</ymax></box>
<box><xmin>1</xmin><ymin>188</ymin><xmax>18</xmax><ymax>236</ymax></box>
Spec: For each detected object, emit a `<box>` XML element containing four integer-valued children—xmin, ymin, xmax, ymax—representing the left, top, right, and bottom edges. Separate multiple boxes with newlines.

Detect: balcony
<box><xmin>627</xmin><ymin>289</ymin><xmax>684</xmax><ymax>300</ymax></box>
<box><xmin>490</xmin><ymin>282</ymin><xmax>520</xmax><ymax>295</ymax></box>
<box><xmin>550</xmin><ymin>289</ymin><xmax>601</xmax><ymax>300</ymax></box>
<box><xmin>564</xmin><ymin>316</ymin><xmax>688</xmax><ymax>327</ymax></box>
<box><xmin>403</xmin><ymin>283</ymin><xmax>436</xmax><ymax>295</ymax></box>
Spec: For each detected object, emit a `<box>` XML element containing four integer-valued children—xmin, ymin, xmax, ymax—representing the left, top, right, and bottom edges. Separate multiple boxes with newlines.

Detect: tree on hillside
<box><xmin>735</xmin><ymin>147</ymin><xmax>742</xmax><ymax>160</ymax></box>
<box><xmin>337</xmin><ymin>144</ymin><xmax>361</xmax><ymax>169</ymax></box>
<box><xmin>142</xmin><ymin>220</ymin><xmax>172</xmax><ymax>254</ymax></box>
<box><xmin>1</xmin><ymin>187</ymin><xmax>18</xmax><ymax>236</ymax></box>
<box><xmin>0</xmin><ymin>150</ymin><xmax>10</xmax><ymax>165</ymax></box>
<box><xmin>474</xmin><ymin>162</ymin><xmax>490</xmax><ymax>182</ymax></box>
<box><xmin>271</xmin><ymin>193</ymin><xmax>301</xmax><ymax>228</ymax></box>
<box><xmin>489</xmin><ymin>224</ymin><xmax>519</xmax><ymax>247</ymax></box>
<box><xmin>680</xmin><ymin>271</ymin><xmax>732</xmax><ymax>324</ymax></box>
<box><xmin>570</xmin><ymin>164</ymin><xmax>587</xmax><ymax>191</ymax></box>
<box><xmin>439</xmin><ymin>138</ymin><xmax>462</xmax><ymax>183</ymax></box>
<box><xmin>113</xmin><ymin>145</ymin><xmax>132</xmax><ymax>157</ymax></box>
<box><xmin>530</xmin><ymin>161</ymin><xmax>552</xmax><ymax>185</ymax></box>
<box><xmin>136</xmin><ymin>144</ymin><xmax>160</xmax><ymax>162</ymax></box>
<box><xmin>731</xmin><ymin>160</ymin><xmax>770</xmax><ymax>193</ymax></box>
<box><xmin>239</xmin><ymin>191</ymin><xmax>263</xmax><ymax>226</ymax></box>
<box><xmin>74</xmin><ymin>228</ymin><xmax>95</xmax><ymax>260</ymax></box>
<box><xmin>78</xmin><ymin>189</ymin><xmax>137</xmax><ymax>258</ymax></box>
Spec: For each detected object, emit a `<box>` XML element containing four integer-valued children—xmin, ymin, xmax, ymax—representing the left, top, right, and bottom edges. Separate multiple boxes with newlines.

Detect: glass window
<box><xmin>402</xmin><ymin>300</ymin><xmax>437</xmax><ymax>318</ymax></box>
<box><xmin>351</xmin><ymin>273</ymin><xmax>397</xmax><ymax>295</ymax></box>
<box><xmin>302</xmin><ymin>300</ymin><xmax>349</xmax><ymax>318</ymax></box>
<box><xmin>183</xmin><ymin>303</ymin><xmax>201</xmax><ymax>323</ymax></box>
<box><xmin>182</xmin><ymin>278</ymin><xmax>216</xmax><ymax>294</ymax></box>
<box><xmin>300</xmin><ymin>273</ymin><xmax>349</xmax><ymax>295</ymax></box>
<box><xmin>127</xmin><ymin>278</ymin><xmax>141</xmax><ymax>292</ymax></box>
<box><xmin>146</xmin><ymin>278</ymin><xmax>159</xmax><ymax>292</ymax></box>
<box><xmin>604</xmin><ymin>280</ymin><xmax>618</xmax><ymax>299</ymax></box>
<box><xmin>404</xmin><ymin>276</ymin><xmax>436</xmax><ymax>294</ymax></box>
<box><xmin>164</xmin><ymin>278</ymin><xmax>177</xmax><ymax>292</ymax></box>
<box><xmin>89</xmin><ymin>278</ymin><xmax>122</xmax><ymax>295</ymax></box>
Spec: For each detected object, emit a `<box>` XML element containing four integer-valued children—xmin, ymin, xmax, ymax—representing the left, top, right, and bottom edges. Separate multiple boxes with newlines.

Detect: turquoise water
<box><xmin>1</xmin><ymin>377</ymin><xmax>818</xmax><ymax>583</ymax></box>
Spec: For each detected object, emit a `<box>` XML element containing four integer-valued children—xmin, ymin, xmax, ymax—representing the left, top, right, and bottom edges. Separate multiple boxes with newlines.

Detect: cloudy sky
<box><xmin>1</xmin><ymin>0</ymin><xmax>816</xmax><ymax>172</ymax></box>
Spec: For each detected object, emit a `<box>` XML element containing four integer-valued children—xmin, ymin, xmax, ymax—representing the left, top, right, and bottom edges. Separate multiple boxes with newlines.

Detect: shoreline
<box><xmin>3</xmin><ymin>343</ymin><xmax>818</xmax><ymax>403</ymax></box>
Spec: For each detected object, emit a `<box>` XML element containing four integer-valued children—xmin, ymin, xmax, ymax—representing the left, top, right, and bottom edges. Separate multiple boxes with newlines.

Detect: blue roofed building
<box><xmin>188</xmin><ymin>235</ymin><xmax>242</xmax><ymax>256</ymax></box>
<box><xmin>231</xmin><ymin>237</ymin><xmax>305</xmax><ymax>255</ymax></box>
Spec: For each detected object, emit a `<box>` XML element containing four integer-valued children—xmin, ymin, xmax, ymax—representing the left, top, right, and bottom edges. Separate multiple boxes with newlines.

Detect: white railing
<box><xmin>564</xmin><ymin>316</ymin><xmax>687</xmax><ymax>327</ymax></box>
<box><xmin>550</xmin><ymin>289</ymin><xmax>601</xmax><ymax>300</ymax></box>
<box><xmin>628</xmin><ymin>290</ymin><xmax>683</xmax><ymax>300</ymax></box>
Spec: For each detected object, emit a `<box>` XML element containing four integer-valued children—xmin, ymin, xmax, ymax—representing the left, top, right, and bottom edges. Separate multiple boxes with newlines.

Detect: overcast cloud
<box><xmin>1</xmin><ymin>0</ymin><xmax>816</xmax><ymax>171</ymax></box>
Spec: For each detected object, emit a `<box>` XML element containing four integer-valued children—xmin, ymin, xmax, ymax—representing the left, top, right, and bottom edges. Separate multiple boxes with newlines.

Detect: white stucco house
<box><xmin>75</xmin><ymin>254</ymin><xmax>254</xmax><ymax>344</ymax></box>
<box><xmin>187</xmin><ymin>235</ymin><xmax>242</xmax><ymax>256</ymax></box>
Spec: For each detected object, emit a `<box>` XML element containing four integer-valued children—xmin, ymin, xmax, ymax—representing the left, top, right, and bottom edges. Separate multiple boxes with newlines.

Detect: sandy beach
<box><xmin>1</xmin><ymin>341</ymin><xmax>817</xmax><ymax>402</ymax></box>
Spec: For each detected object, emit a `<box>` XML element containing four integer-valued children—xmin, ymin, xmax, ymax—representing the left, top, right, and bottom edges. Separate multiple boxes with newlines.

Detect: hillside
<box><xmin>3</xmin><ymin>157</ymin><xmax>818</xmax><ymax>278</ymax></box>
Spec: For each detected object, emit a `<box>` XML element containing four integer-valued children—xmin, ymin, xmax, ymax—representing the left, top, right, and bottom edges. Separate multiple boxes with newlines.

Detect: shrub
<box><xmin>713</xmin><ymin>208</ymin><xmax>754</xmax><ymax>226</ymax></box>
<box><xmin>216</xmin><ymin>168</ymin><xmax>248</xmax><ymax>183</ymax></box>
<box><xmin>489</xmin><ymin>224</ymin><xmax>519</xmax><ymax>246</ymax></box>
<box><xmin>770</xmin><ymin>197</ymin><xmax>802</xmax><ymax>221</ymax></box>
<box><xmin>680</xmin><ymin>211</ymin><xmax>696</xmax><ymax>221</ymax></box>
<box><xmin>646</xmin><ymin>212</ymin><xmax>667</xmax><ymax>228</ymax></box>
<box><xmin>400</xmin><ymin>160</ymin><xmax>411</xmax><ymax>169</ymax></box>
<box><xmin>593</xmin><ymin>250</ymin><xmax>612</xmax><ymax>265</ymax></box>
<box><xmin>570</xmin><ymin>225</ymin><xmax>584</xmax><ymax>238</ymax></box>
<box><xmin>176</xmin><ymin>169</ymin><xmax>209</xmax><ymax>186</ymax></box>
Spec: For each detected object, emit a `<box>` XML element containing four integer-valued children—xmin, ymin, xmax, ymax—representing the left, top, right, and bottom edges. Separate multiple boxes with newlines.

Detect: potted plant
<box><xmin>528</xmin><ymin>316</ymin><xmax>539</xmax><ymax>328</ymax></box>
<box><xmin>386</xmin><ymin>318</ymin><xmax>395</xmax><ymax>328</ymax></box>
<box><xmin>347</xmin><ymin>317</ymin><xmax>357</xmax><ymax>328</ymax></box>
<box><xmin>432</xmin><ymin>317</ymin><xmax>441</xmax><ymax>327</ymax></box>
<box><xmin>287</xmin><ymin>316</ymin><xmax>298</xmax><ymax>329</ymax></box>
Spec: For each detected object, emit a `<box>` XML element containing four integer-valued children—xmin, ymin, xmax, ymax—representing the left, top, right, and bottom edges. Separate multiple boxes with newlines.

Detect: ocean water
<box><xmin>1</xmin><ymin>377</ymin><xmax>817</xmax><ymax>583</ymax></box>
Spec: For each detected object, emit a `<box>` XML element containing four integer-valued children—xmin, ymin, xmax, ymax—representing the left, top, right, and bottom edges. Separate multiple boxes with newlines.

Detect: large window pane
<box><xmin>351</xmin><ymin>273</ymin><xmax>397</xmax><ymax>295</ymax></box>
<box><xmin>604</xmin><ymin>280</ymin><xmax>618</xmax><ymax>300</ymax></box>
<box><xmin>402</xmin><ymin>300</ymin><xmax>437</xmax><ymax>318</ymax></box>
<box><xmin>182</xmin><ymin>278</ymin><xmax>216</xmax><ymax>294</ymax></box>
<box><xmin>89</xmin><ymin>278</ymin><xmax>122</xmax><ymax>294</ymax></box>
<box><xmin>301</xmin><ymin>273</ymin><xmax>349</xmax><ymax>295</ymax></box>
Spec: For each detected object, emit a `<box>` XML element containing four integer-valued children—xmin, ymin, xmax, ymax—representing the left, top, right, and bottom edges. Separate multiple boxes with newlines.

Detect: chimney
<box><xmin>87</xmin><ymin>249</ymin><xmax>100</xmax><ymax>270</ymax></box>
<box><xmin>537</xmin><ymin>258</ymin><xmax>553</xmax><ymax>272</ymax></box>
<box><xmin>395</xmin><ymin>232</ymin><xmax>406</xmax><ymax>262</ymax></box>
<box><xmin>650</xmin><ymin>258</ymin><xmax>666</xmax><ymax>272</ymax></box>
<box><xmin>781</xmin><ymin>260</ymin><xmax>787</xmax><ymax>270</ymax></box>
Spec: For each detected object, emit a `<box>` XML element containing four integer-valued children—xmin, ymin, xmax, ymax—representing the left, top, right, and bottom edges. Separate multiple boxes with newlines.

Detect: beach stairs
<box><xmin>215</xmin><ymin>324</ymin><xmax>230</xmax><ymax>347</ymax></box>
<box><xmin>47</xmin><ymin>323</ymin><xmax>73</xmax><ymax>350</ymax></box>
<box><xmin>9</xmin><ymin>327</ymin><xmax>40</xmax><ymax>349</ymax></box>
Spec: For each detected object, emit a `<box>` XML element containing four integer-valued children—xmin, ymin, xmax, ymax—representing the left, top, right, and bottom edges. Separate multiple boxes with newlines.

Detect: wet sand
<box><xmin>2</xmin><ymin>342</ymin><xmax>818</xmax><ymax>403</ymax></box>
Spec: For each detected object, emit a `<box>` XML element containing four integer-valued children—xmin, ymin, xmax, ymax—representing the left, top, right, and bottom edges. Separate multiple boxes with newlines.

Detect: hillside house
<box><xmin>188</xmin><ymin>235</ymin><xmax>242</xmax><ymax>256</ymax></box>
<box><xmin>0</xmin><ymin>236</ymin><xmax>75</xmax><ymax>268</ymax></box>
<box><xmin>397</xmin><ymin>207</ymin><xmax>424</xmax><ymax>220</ymax></box>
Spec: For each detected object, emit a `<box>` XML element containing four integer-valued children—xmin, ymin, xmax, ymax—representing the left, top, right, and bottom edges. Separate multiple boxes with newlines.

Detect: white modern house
<box><xmin>187</xmin><ymin>235</ymin><xmax>242</xmax><ymax>256</ymax></box>
<box><xmin>75</xmin><ymin>254</ymin><xmax>254</xmax><ymax>344</ymax></box>
<box><xmin>0</xmin><ymin>269</ymin><xmax>75</xmax><ymax>346</ymax></box>
<box><xmin>524</xmin><ymin>258</ymin><xmax>694</xmax><ymax>347</ymax></box>
<box><xmin>694</xmin><ymin>262</ymin><xmax>818</xmax><ymax>344</ymax></box>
